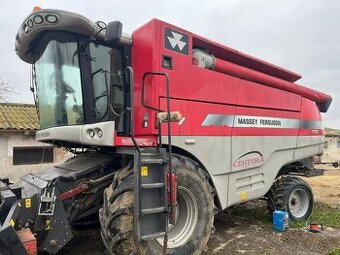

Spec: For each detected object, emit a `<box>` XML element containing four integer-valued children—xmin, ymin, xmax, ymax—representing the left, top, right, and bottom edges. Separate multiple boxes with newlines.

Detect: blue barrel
<box><xmin>273</xmin><ymin>210</ymin><xmax>289</xmax><ymax>232</ymax></box>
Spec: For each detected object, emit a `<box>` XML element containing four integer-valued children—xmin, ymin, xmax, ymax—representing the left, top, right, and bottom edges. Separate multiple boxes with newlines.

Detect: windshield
<box><xmin>34</xmin><ymin>34</ymin><xmax>84</xmax><ymax>129</ymax></box>
<box><xmin>34</xmin><ymin>34</ymin><xmax>125</xmax><ymax>132</ymax></box>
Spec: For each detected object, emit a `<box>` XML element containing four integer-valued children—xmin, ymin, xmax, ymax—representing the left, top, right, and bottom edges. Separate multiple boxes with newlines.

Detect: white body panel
<box><xmin>36</xmin><ymin>121</ymin><xmax>115</xmax><ymax>146</ymax></box>
<box><xmin>165</xmin><ymin>135</ymin><xmax>324</xmax><ymax>210</ymax></box>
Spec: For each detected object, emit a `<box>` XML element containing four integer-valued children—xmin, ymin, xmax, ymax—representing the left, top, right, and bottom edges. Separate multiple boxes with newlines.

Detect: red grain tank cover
<box><xmin>212</xmin><ymin>56</ymin><xmax>332</xmax><ymax>112</ymax></box>
<box><xmin>190</xmin><ymin>38</ymin><xmax>332</xmax><ymax>112</ymax></box>
<box><xmin>192</xmin><ymin>35</ymin><xmax>302</xmax><ymax>83</ymax></box>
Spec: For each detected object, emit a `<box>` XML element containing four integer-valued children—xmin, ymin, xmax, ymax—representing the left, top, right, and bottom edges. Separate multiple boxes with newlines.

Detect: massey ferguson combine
<box><xmin>0</xmin><ymin>8</ymin><xmax>332</xmax><ymax>255</ymax></box>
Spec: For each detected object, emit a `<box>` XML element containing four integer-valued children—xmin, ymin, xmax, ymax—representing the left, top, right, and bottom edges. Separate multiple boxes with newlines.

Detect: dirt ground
<box><xmin>59</xmin><ymin>166</ymin><xmax>340</xmax><ymax>255</ymax></box>
<box><xmin>304</xmin><ymin>165</ymin><xmax>340</xmax><ymax>208</ymax></box>
<box><xmin>207</xmin><ymin>208</ymin><xmax>340</xmax><ymax>255</ymax></box>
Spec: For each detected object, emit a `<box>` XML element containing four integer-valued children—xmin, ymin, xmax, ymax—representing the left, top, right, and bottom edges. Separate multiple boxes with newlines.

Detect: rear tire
<box><xmin>267</xmin><ymin>176</ymin><xmax>314</xmax><ymax>221</ymax></box>
<box><xmin>99</xmin><ymin>155</ymin><xmax>215</xmax><ymax>255</ymax></box>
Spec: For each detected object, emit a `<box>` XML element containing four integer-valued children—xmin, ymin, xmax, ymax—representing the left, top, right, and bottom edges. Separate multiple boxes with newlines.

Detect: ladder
<box><xmin>132</xmin><ymin>72</ymin><xmax>174</xmax><ymax>240</ymax></box>
<box><xmin>135</xmin><ymin>148</ymin><xmax>168</xmax><ymax>240</ymax></box>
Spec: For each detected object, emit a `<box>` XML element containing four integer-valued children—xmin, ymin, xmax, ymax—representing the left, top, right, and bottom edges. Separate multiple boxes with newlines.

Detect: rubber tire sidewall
<box><xmin>99</xmin><ymin>155</ymin><xmax>215</xmax><ymax>255</ymax></box>
<box><xmin>267</xmin><ymin>176</ymin><xmax>314</xmax><ymax>221</ymax></box>
<box><xmin>285</xmin><ymin>183</ymin><xmax>314</xmax><ymax>221</ymax></box>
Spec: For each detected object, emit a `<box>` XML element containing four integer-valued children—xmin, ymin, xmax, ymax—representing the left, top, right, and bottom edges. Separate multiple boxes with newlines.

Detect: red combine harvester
<box><xmin>0</xmin><ymin>8</ymin><xmax>331</xmax><ymax>255</ymax></box>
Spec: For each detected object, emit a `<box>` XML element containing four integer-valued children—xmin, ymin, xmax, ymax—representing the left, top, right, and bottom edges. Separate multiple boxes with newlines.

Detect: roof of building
<box><xmin>325</xmin><ymin>128</ymin><xmax>340</xmax><ymax>136</ymax></box>
<box><xmin>0</xmin><ymin>103</ymin><xmax>39</xmax><ymax>131</ymax></box>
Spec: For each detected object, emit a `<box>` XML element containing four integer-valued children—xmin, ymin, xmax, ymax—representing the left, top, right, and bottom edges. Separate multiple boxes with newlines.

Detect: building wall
<box><xmin>0</xmin><ymin>131</ymin><xmax>70</xmax><ymax>182</ymax></box>
<box><xmin>315</xmin><ymin>135</ymin><xmax>340</xmax><ymax>165</ymax></box>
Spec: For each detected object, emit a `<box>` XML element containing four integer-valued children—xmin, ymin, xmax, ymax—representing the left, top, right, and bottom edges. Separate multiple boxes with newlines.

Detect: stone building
<box><xmin>314</xmin><ymin>128</ymin><xmax>340</xmax><ymax>167</ymax></box>
<box><xmin>0</xmin><ymin>103</ymin><xmax>69</xmax><ymax>182</ymax></box>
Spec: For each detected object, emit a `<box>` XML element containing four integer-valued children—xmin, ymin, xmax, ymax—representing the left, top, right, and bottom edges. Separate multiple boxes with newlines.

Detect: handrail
<box><xmin>141</xmin><ymin>71</ymin><xmax>174</xmax><ymax>218</ymax></box>
<box><xmin>126</xmin><ymin>66</ymin><xmax>142</xmax><ymax>222</ymax></box>
<box><xmin>141</xmin><ymin>72</ymin><xmax>172</xmax><ymax>160</ymax></box>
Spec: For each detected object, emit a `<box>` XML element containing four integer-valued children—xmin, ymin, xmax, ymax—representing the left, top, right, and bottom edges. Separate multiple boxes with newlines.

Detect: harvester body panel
<box><xmin>131</xmin><ymin>19</ymin><xmax>326</xmax><ymax>208</ymax></box>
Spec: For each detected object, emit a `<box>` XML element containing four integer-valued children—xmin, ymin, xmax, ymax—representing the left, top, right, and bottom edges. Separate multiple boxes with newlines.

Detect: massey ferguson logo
<box><xmin>164</xmin><ymin>27</ymin><xmax>189</xmax><ymax>55</ymax></box>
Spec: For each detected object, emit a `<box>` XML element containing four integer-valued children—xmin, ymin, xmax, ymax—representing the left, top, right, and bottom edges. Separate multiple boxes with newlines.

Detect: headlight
<box><xmin>88</xmin><ymin>129</ymin><xmax>95</xmax><ymax>138</ymax></box>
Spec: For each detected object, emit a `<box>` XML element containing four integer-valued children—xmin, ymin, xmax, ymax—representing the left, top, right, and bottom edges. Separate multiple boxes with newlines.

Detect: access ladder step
<box><xmin>141</xmin><ymin>231</ymin><xmax>166</xmax><ymax>240</ymax></box>
<box><xmin>140</xmin><ymin>158</ymin><xmax>165</xmax><ymax>164</ymax></box>
<box><xmin>141</xmin><ymin>183</ymin><xmax>164</xmax><ymax>189</ymax></box>
<box><xmin>142</xmin><ymin>207</ymin><xmax>166</xmax><ymax>215</ymax></box>
<box><xmin>134</xmin><ymin>148</ymin><xmax>169</xmax><ymax>241</ymax></box>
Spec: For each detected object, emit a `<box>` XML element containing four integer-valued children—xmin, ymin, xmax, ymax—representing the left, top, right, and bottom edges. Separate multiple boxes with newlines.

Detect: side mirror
<box><xmin>105</xmin><ymin>21</ymin><xmax>123</xmax><ymax>43</ymax></box>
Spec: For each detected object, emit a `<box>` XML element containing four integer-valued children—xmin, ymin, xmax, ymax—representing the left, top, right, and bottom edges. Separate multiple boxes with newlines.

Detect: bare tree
<box><xmin>0</xmin><ymin>79</ymin><xmax>15</xmax><ymax>102</ymax></box>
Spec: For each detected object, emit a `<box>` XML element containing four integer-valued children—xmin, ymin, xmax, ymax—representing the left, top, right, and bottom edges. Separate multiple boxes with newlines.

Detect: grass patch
<box><xmin>291</xmin><ymin>202</ymin><xmax>340</xmax><ymax>229</ymax></box>
<box><xmin>230</xmin><ymin>201</ymin><xmax>340</xmax><ymax>229</ymax></box>
<box><xmin>329</xmin><ymin>248</ymin><xmax>340</xmax><ymax>255</ymax></box>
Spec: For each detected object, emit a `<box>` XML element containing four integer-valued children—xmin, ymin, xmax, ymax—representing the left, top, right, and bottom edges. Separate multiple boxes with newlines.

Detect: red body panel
<box><xmin>237</xmin><ymin>79</ymin><xmax>301</xmax><ymax>111</ymax></box>
<box><xmin>159</xmin><ymin>98</ymin><xmax>235</xmax><ymax>137</ymax></box>
<box><xmin>298</xmin><ymin>98</ymin><xmax>324</xmax><ymax>136</ymax></box>
<box><xmin>132</xmin><ymin>19</ymin><xmax>162</xmax><ymax>137</ymax></box>
<box><xmin>129</xmin><ymin>19</ymin><xmax>329</xmax><ymax>143</ymax></box>
<box><xmin>212</xmin><ymin>57</ymin><xmax>331</xmax><ymax>106</ymax></box>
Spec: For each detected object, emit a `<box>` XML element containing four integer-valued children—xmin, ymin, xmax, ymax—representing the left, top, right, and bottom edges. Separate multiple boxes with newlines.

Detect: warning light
<box><xmin>33</xmin><ymin>6</ymin><xmax>42</xmax><ymax>11</ymax></box>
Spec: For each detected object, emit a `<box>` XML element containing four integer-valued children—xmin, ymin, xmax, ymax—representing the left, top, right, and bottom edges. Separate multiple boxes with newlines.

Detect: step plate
<box><xmin>134</xmin><ymin>150</ymin><xmax>168</xmax><ymax>240</ymax></box>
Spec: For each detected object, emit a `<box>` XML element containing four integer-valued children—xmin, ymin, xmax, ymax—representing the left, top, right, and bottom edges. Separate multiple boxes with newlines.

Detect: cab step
<box><xmin>135</xmin><ymin>148</ymin><xmax>169</xmax><ymax>241</ymax></box>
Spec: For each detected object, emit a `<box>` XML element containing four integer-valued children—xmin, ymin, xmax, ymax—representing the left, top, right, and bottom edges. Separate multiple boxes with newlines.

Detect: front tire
<box><xmin>267</xmin><ymin>176</ymin><xmax>314</xmax><ymax>221</ymax></box>
<box><xmin>99</xmin><ymin>155</ymin><xmax>216</xmax><ymax>255</ymax></box>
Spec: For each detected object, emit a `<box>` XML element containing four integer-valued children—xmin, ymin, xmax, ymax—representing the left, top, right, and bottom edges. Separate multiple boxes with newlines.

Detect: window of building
<box><xmin>13</xmin><ymin>146</ymin><xmax>54</xmax><ymax>165</ymax></box>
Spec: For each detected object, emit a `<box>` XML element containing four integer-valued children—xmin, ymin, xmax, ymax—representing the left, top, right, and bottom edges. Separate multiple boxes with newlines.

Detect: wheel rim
<box><xmin>288</xmin><ymin>188</ymin><xmax>310</xmax><ymax>219</ymax></box>
<box><xmin>156</xmin><ymin>186</ymin><xmax>198</xmax><ymax>248</ymax></box>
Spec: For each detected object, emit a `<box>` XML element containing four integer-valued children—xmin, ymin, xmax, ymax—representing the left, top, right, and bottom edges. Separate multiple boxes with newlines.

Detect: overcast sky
<box><xmin>0</xmin><ymin>0</ymin><xmax>339</xmax><ymax>128</ymax></box>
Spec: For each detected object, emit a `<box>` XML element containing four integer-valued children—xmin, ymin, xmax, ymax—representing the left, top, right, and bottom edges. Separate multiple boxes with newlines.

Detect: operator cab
<box><xmin>34</xmin><ymin>33</ymin><xmax>125</xmax><ymax>131</ymax></box>
<box><xmin>15</xmin><ymin>9</ymin><xmax>132</xmax><ymax>147</ymax></box>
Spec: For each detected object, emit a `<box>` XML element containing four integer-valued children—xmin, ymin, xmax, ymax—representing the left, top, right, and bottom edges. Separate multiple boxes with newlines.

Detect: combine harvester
<box><xmin>0</xmin><ymin>7</ymin><xmax>332</xmax><ymax>255</ymax></box>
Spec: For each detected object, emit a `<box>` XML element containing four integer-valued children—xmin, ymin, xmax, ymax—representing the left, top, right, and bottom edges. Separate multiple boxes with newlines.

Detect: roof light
<box><xmin>27</xmin><ymin>19</ymin><xmax>33</xmax><ymax>28</ymax></box>
<box><xmin>46</xmin><ymin>14</ymin><xmax>58</xmax><ymax>23</ymax></box>
<box><xmin>23</xmin><ymin>24</ymin><xmax>29</xmax><ymax>33</ymax></box>
<box><xmin>33</xmin><ymin>15</ymin><xmax>43</xmax><ymax>24</ymax></box>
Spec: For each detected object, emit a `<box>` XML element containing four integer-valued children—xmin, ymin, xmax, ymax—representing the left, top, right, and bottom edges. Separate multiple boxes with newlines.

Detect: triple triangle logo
<box><xmin>164</xmin><ymin>27</ymin><xmax>189</xmax><ymax>55</ymax></box>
